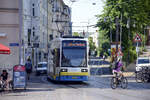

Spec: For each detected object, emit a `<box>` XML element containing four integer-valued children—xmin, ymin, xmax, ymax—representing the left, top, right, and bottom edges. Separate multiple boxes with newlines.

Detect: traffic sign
<box><xmin>133</xmin><ymin>34</ymin><xmax>142</xmax><ymax>42</ymax></box>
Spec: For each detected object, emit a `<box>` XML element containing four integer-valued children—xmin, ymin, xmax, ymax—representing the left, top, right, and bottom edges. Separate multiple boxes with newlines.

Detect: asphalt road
<box><xmin>0</xmin><ymin>73</ymin><xmax>150</xmax><ymax>100</ymax></box>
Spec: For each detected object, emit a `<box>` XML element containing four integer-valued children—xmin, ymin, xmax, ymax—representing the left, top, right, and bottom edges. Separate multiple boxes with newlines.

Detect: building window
<box><xmin>39</xmin><ymin>52</ymin><xmax>41</xmax><ymax>61</ymax></box>
<box><xmin>33</xmin><ymin>8</ymin><xmax>35</xmax><ymax>16</ymax></box>
<box><xmin>49</xmin><ymin>34</ymin><xmax>53</xmax><ymax>41</ymax></box>
<box><xmin>28</xmin><ymin>29</ymin><xmax>31</xmax><ymax>46</ymax></box>
<box><xmin>33</xmin><ymin>31</ymin><xmax>35</xmax><ymax>37</ymax></box>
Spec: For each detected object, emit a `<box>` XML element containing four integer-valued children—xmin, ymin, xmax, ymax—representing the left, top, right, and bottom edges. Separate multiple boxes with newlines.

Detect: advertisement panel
<box><xmin>13</xmin><ymin>65</ymin><xmax>26</xmax><ymax>89</ymax></box>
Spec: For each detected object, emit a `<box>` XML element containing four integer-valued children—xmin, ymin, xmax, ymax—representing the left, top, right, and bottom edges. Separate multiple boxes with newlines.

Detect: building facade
<box><xmin>23</xmin><ymin>0</ymin><xmax>53</xmax><ymax>68</ymax></box>
<box><xmin>0</xmin><ymin>0</ymin><xmax>20</xmax><ymax>69</ymax></box>
<box><xmin>51</xmin><ymin>0</ymin><xmax>72</xmax><ymax>38</ymax></box>
<box><xmin>0</xmin><ymin>0</ymin><xmax>71</xmax><ymax>70</ymax></box>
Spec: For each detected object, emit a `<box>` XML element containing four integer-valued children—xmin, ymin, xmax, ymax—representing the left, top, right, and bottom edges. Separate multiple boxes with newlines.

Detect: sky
<box><xmin>63</xmin><ymin>0</ymin><xmax>105</xmax><ymax>33</ymax></box>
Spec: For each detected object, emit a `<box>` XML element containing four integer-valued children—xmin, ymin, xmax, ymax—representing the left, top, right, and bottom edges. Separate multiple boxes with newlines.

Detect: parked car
<box><xmin>36</xmin><ymin>62</ymin><xmax>47</xmax><ymax>75</ymax></box>
<box><xmin>136</xmin><ymin>57</ymin><xmax>150</xmax><ymax>71</ymax></box>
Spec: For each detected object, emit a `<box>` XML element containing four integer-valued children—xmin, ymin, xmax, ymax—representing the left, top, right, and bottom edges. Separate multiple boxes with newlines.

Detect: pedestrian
<box><xmin>25</xmin><ymin>58</ymin><xmax>32</xmax><ymax>80</ymax></box>
<box><xmin>0</xmin><ymin>70</ymin><xmax>11</xmax><ymax>90</ymax></box>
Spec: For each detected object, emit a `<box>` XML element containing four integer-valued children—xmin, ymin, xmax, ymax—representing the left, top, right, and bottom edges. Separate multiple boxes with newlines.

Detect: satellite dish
<box><xmin>92</xmin><ymin>3</ymin><xmax>96</xmax><ymax>5</ymax></box>
<box><xmin>70</xmin><ymin>0</ymin><xmax>77</xmax><ymax>2</ymax></box>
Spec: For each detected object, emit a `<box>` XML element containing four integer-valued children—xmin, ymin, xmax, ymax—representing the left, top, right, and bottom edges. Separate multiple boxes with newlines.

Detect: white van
<box><xmin>36</xmin><ymin>62</ymin><xmax>47</xmax><ymax>75</ymax></box>
<box><xmin>136</xmin><ymin>57</ymin><xmax>150</xmax><ymax>71</ymax></box>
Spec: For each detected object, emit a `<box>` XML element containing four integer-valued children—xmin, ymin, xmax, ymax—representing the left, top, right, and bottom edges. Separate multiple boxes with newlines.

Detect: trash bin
<box><xmin>13</xmin><ymin>65</ymin><xmax>26</xmax><ymax>90</ymax></box>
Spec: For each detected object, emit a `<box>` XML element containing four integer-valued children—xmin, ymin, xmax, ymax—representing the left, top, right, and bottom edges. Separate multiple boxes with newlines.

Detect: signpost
<box><xmin>133</xmin><ymin>33</ymin><xmax>142</xmax><ymax>64</ymax></box>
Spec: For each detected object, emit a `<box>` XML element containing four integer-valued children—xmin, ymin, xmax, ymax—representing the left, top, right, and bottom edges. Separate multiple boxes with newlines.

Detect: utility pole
<box><xmin>116</xmin><ymin>17</ymin><xmax>119</xmax><ymax>55</ymax></box>
<box><xmin>120</xmin><ymin>13</ymin><xmax>122</xmax><ymax>47</ymax></box>
<box><xmin>19</xmin><ymin>0</ymin><xmax>23</xmax><ymax>64</ymax></box>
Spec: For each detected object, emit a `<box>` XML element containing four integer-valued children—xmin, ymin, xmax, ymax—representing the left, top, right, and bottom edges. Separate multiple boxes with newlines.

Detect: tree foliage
<box><xmin>96</xmin><ymin>0</ymin><xmax>150</xmax><ymax>62</ymax></box>
<box><xmin>73</xmin><ymin>32</ymin><xmax>80</xmax><ymax>36</ymax></box>
<box><xmin>88</xmin><ymin>37</ymin><xmax>96</xmax><ymax>51</ymax></box>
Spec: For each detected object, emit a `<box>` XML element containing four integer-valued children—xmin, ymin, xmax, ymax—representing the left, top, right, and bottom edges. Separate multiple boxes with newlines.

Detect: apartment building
<box><xmin>0</xmin><ymin>0</ymin><xmax>20</xmax><ymax>68</ymax></box>
<box><xmin>23</xmin><ymin>0</ymin><xmax>53</xmax><ymax>67</ymax></box>
<box><xmin>0</xmin><ymin>0</ymin><xmax>71</xmax><ymax>69</ymax></box>
<box><xmin>52</xmin><ymin>0</ymin><xmax>72</xmax><ymax>38</ymax></box>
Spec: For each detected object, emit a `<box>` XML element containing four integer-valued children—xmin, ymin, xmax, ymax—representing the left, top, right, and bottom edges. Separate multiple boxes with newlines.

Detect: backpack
<box><xmin>25</xmin><ymin>62</ymin><xmax>32</xmax><ymax>70</ymax></box>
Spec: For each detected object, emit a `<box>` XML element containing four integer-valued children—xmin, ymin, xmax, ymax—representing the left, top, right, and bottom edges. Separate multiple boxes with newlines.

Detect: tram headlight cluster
<box><xmin>60</xmin><ymin>69</ymin><xmax>68</xmax><ymax>72</ymax></box>
<box><xmin>81</xmin><ymin>69</ymin><xmax>88</xmax><ymax>72</ymax></box>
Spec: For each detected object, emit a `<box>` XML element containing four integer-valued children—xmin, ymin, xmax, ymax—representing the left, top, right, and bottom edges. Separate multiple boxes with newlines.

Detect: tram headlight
<box><xmin>60</xmin><ymin>69</ymin><xmax>68</xmax><ymax>72</ymax></box>
<box><xmin>81</xmin><ymin>69</ymin><xmax>88</xmax><ymax>72</ymax></box>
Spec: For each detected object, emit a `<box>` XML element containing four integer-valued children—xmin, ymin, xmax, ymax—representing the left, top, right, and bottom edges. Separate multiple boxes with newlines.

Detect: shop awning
<box><xmin>0</xmin><ymin>43</ymin><xmax>10</xmax><ymax>54</ymax></box>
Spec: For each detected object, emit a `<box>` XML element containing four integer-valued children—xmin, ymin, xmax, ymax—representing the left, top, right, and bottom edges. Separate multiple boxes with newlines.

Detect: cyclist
<box><xmin>113</xmin><ymin>58</ymin><xmax>123</xmax><ymax>80</ymax></box>
<box><xmin>0</xmin><ymin>70</ymin><xmax>11</xmax><ymax>90</ymax></box>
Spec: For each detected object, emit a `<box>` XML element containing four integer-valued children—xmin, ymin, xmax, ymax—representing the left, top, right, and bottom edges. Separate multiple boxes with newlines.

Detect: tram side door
<box><xmin>53</xmin><ymin>48</ymin><xmax>60</xmax><ymax>76</ymax></box>
<box><xmin>48</xmin><ymin>49</ymin><xmax>54</xmax><ymax>75</ymax></box>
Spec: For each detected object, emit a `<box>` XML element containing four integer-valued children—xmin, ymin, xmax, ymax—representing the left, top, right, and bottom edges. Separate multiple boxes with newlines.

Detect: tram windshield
<box><xmin>61</xmin><ymin>40</ymin><xmax>87</xmax><ymax>67</ymax></box>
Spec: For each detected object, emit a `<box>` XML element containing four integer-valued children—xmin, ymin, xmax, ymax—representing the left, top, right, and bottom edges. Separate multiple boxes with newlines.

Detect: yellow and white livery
<box><xmin>47</xmin><ymin>36</ymin><xmax>89</xmax><ymax>81</ymax></box>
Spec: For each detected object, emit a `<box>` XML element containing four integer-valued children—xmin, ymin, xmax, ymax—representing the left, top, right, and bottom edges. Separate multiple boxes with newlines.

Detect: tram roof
<box><xmin>52</xmin><ymin>36</ymin><xmax>87</xmax><ymax>42</ymax></box>
<box><xmin>62</xmin><ymin>36</ymin><xmax>84</xmax><ymax>38</ymax></box>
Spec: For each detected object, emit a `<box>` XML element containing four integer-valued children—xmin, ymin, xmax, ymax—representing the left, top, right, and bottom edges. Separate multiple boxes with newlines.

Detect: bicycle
<box><xmin>0</xmin><ymin>80</ymin><xmax>13</xmax><ymax>91</ymax></box>
<box><xmin>0</xmin><ymin>80</ymin><xmax>7</xmax><ymax>91</ymax></box>
<box><xmin>111</xmin><ymin>73</ymin><xmax>128</xmax><ymax>89</ymax></box>
<box><xmin>135</xmin><ymin>67</ymin><xmax>150</xmax><ymax>83</ymax></box>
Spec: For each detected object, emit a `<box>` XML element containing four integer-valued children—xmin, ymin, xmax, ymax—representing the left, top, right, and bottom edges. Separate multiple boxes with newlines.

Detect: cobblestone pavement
<box><xmin>0</xmin><ymin>73</ymin><xmax>150</xmax><ymax>100</ymax></box>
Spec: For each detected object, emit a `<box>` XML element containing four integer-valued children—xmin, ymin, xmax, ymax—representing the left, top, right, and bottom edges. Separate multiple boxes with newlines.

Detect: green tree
<box><xmin>88</xmin><ymin>37</ymin><xmax>96</xmax><ymax>55</ymax></box>
<box><xmin>96</xmin><ymin>0</ymin><xmax>150</xmax><ymax>63</ymax></box>
<box><xmin>73</xmin><ymin>32</ymin><xmax>80</xmax><ymax>36</ymax></box>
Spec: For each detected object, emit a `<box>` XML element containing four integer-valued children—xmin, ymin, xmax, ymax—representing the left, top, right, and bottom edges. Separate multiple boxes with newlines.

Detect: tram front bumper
<box><xmin>56</xmin><ymin>72</ymin><xmax>89</xmax><ymax>81</ymax></box>
<box><xmin>57</xmin><ymin>75</ymin><xmax>88</xmax><ymax>81</ymax></box>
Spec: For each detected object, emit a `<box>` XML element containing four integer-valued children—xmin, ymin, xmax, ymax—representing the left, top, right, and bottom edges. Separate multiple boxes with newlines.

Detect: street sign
<box><xmin>9</xmin><ymin>43</ymin><xmax>19</xmax><ymax>46</ymax></box>
<box><xmin>133</xmin><ymin>34</ymin><xmax>142</xmax><ymax>42</ymax></box>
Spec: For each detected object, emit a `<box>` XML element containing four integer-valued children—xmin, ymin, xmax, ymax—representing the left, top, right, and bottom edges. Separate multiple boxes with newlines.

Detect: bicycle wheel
<box><xmin>135</xmin><ymin>71</ymin><xmax>142</xmax><ymax>83</ymax></box>
<box><xmin>142</xmin><ymin>73</ymin><xmax>149</xmax><ymax>83</ymax></box>
<box><xmin>121</xmin><ymin>76</ymin><xmax>128</xmax><ymax>89</ymax></box>
<box><xmin>111</xmin><ymin>77</ymin><xmax>118</xmax><ymax>89</ymax></box>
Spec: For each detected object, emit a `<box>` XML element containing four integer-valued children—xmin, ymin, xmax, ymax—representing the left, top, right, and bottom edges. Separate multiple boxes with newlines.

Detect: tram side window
<box><xmin>53</xmin><ymin>49</ymin><xmax>60</xmax><ymax>67</ymax></box>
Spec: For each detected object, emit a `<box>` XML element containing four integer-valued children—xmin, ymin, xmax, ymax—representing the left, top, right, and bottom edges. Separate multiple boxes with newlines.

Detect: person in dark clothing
<box><xmin>1</xmin><ymin>70</ymin><xmax>8</xmax><ymax>81</ymax></box>
<box><xmin>25</xmin><ymin>59</ymin><xmax>32</xmax><ymax>80</ymax></box>
<box><xmin>0</xmin><ymin>70</ymin><xmax>11</xmax><ymax>89</ymax></box>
